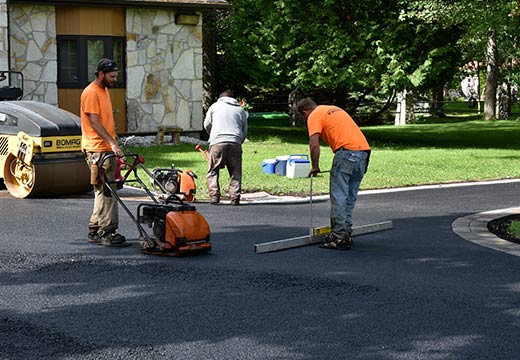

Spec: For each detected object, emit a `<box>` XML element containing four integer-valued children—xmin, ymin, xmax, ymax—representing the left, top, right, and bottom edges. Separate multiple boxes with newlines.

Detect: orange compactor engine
<box><xmin>0</xmin><ymin>101</ymin><xmax>91</xmax><ymax>198</ymax></box>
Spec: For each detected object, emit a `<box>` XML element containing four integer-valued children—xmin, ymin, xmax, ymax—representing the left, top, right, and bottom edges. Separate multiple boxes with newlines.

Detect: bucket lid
<box><xmin>288</xmin><ymin>158</ymin><xmax>310</xmax><ymax>164</ymax></box>
<box><xmin>288</xmin><ymin>154</ymin><xmax>309</xmax><ymax>160</ymax></box>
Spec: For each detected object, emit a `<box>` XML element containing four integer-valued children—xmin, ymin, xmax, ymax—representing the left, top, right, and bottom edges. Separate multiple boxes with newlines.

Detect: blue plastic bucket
<box><xmin>262</xmin><ymin>159</ymin><xmax>277</xmax><ymax>174</ymax></box>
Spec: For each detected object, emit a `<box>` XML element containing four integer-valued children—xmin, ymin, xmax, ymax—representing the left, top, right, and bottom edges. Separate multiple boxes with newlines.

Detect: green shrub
<box><xmin>508</xmin><ymin>221</ymin><xmax>520</xmax><ymax>240</ymax></box>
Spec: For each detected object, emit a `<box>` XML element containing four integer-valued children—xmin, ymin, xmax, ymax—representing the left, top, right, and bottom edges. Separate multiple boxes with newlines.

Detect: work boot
<box><xmin>342</xmin><ymin>233</ymin><xmax>353</xmax><ymax>248</ymax></box>
<box><xmin>210</xmin><ymin>196</ymin><xmax>220</xmax><ymax>205</ymax></box>
<box><xmin>88</xmin><ymin>232</ymin><xmax>101</xmax><ymax>244</ymax></box>
<box><xmin>99</xmin><ymin>231</ymin><xmax>126</xmax><ymax>246</ymax></box>
<box><xmin>320</xmin><ymin>233</ymin><xmax>352</xmax><ymax>250</ymax></box>
<box><xmin>230</xmin><ymin>198</ymin><xmax>240</xmax><ymax>206</ymax></box>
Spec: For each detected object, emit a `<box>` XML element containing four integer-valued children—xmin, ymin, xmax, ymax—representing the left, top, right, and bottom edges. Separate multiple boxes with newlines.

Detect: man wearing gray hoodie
<box><xmin>204</xmin><ymin>90</ymin><xmax>248</xmax><ymax>205</ymax></box>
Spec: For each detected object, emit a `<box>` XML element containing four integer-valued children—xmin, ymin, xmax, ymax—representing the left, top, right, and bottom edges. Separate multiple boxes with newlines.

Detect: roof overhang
<box><xmin>7</xmin><ymin>0</ymin><xmax>230</xmax><ymax>10</ymax></box>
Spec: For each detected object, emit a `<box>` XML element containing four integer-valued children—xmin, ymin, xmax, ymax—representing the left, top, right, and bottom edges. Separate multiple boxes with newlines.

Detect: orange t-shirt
<box><xmin>307</xmin><ymin>105</ymin><xmax>370</xmax><ymax>152</ymax></box>
<box><xmin>80</xmin><ymin>82</ymin><xmax>116</xmax><ymax>152</ymax></box>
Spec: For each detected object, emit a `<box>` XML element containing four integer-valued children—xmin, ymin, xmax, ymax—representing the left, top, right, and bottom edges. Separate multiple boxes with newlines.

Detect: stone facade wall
<box><xmin>0</xmin><ymin>0</ymin><xmax>8</xmax><ymax>74</ymax></box>
<box><xmin>0</xmin><ymin>4</ymin><xmax>205</xmax><ymax>133</ymax></box>
<box><xmin>126</xmin><ymin>9</ymin><xmax>203</xmax><ymax>133</ymax></box>
<box><xmin>9</xmin><ymin>5</ymin><xmax>58</xmax><ymax>105</ymax></box>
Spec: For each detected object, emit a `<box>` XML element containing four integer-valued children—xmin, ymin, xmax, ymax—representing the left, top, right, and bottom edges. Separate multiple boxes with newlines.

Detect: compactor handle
<box><xmin>120</xmin><ymin>135</ymin><xmax>136</xmax><ymax>152</ymax></box>
<box><xmin>98</xmin><ymin>152</ymin><xmax>143</xmax><ymax>183</ymax></box>
<box><xmin>99</xmin><ymin>152</ymin><xmax>160</xmax><ymax>203</ymax></box>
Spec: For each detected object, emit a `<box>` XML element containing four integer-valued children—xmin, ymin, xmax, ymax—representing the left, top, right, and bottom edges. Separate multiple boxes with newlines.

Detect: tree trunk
<box><xmin>202</xmin><ymin>11</ymin><xmax>217</xmax><ymax>114</ymax></box>
<box><xmin>287</xmin><ymin>88</ymin><xmax>305</xmax><ymax>127</ymax></box>
<box><xmin>405</xmin><ymin>91</ymin><xmax>416</xmax><ymax>124</ymax></box>
<box><xmin>484</xmin><ymin>31</ymin><xmax>498</xmax><ymax>121</ymax></box>
<box><xmin>335</xmin><ymin>87</ymin><xmax>348</xmax><ymax>110</ymax></box>
<box><xmin>431</xmin><ymin>84</ymin><xmax>445</xmax><ymax>115</ymax></box>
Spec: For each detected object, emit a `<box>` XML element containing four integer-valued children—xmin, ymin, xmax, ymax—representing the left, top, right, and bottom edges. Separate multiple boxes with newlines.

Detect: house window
<box><xmin>57</xmin><ymin>35</ymin><xmax>126</xmax><ymax>88</ymax></box>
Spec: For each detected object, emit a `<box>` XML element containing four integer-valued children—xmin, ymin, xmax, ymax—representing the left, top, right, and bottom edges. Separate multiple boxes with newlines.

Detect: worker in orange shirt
<box><xmin>81</xmin><ymin>58</ymin><xmax>126</xmax><ymax>247</ymax></box>
<box><xmin>297</xmin><ymin>98</ymin><xmax>371</xmax><ymax>250</ymax></box>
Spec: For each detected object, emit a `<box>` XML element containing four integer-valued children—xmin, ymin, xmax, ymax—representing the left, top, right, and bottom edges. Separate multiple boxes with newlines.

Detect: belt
<box><xmin>83</xmin><ymin>150</ymin><xmax>114</xmax><ymax>154</ymax></box>
<box><xmin>335</xmin><ymin>147</ymin><xmax>370</xmax><ymax>154</ymax></box>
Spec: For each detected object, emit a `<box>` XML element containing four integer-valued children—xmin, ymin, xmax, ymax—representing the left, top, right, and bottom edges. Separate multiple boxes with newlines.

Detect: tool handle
<box><xmin>195</xmin><ymin>144</ymin><xmax>209</xmax><ymax>162</ymax></box>
<box><xmin>309</xmin><ymin>174</ymin><xmax>313</xmax><ymax>237</ymax></box>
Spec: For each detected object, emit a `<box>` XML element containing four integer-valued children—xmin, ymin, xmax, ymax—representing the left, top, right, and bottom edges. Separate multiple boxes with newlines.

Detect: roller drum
<box><xmin>3</xmin><ymin>153</ymin><xmax>91</xmax><ymax>198</ymax></box>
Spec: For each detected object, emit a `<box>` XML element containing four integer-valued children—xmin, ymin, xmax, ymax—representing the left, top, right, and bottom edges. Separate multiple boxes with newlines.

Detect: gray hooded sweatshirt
<box><xmin>204</xmin><ymin>96</ymin><xmax>248</xmax><ymax>146</ymax></box>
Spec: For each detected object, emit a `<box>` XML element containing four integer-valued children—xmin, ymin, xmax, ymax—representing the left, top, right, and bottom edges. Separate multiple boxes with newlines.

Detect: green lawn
<box><xmin>128</xmin><ymin>115</ymin><xmax>520</xmax><ymax>200</ymax></box>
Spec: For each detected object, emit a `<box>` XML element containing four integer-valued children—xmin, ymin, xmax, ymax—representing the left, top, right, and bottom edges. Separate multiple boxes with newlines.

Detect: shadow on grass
<box><xmin>364</xmin><ymin>120</ymin><xmax>520</xmax><ymax>150</ymax></box>
<box><xmin>249</xmin><ymin>118</ymin><xmax>520</xmax><ymax>149</ymax></box>
<box><xmin>126</xmin><ymin>144</ymin><xmax>206</xmax><ymax>169</ymax></box>
<box><xmin>131</xmin><ymin>118</ymin><xmax>520</xmax><ymax>155</ymax></box>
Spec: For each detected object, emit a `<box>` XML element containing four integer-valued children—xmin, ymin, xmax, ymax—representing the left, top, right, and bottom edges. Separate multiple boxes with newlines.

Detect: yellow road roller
<box><xmin>0</xmin><ymin>100</ymin><xmax>91</xmax><ymax>198</ymax></box>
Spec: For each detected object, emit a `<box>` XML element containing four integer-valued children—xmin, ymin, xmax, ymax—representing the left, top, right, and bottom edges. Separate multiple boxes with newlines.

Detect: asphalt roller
<box><xmin>0</xmin><ymin>100</ymin><xmax>91</xmax><ymax>198</ymax></box>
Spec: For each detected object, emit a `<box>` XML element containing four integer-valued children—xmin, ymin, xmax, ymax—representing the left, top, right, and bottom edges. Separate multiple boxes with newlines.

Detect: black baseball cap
<box><xmin>95</xmin><ymin>58</ymin><xmax>118</xmax><ymax>75</ymax></box>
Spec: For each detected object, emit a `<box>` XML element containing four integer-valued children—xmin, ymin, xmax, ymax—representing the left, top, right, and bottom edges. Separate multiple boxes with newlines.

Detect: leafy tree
<box><xmin>401</xmin><ymin>0</ymin><xmax>520</xmax><ymax>120</ymax></box>
<box><xmin>452</xmin><ymin>0</ymin><xmax>518</xmax><ymax>119</ymax></box>
<box><xmin>216</xmin><ymin>0</ymin><xmax>518</xmax><ymax>121</ymax></box>
<box><xmin>220</xmin><ymin>0</ymin><xmax>416</xmax><ymax>109</ymax></box>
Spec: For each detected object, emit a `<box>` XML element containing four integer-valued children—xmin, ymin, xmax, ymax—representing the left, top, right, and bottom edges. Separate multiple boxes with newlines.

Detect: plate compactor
<box><xmin>98</xmin><ymin>146</ymin><xmax>211</xmax><ymax>256</ymax></box>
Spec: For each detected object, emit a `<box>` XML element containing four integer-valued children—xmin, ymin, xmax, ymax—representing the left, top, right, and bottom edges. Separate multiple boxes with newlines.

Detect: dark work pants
<box><xmin>206</xmin><ymin>142</ymin><xmax>242</xmax><ymax>201</ymax></box>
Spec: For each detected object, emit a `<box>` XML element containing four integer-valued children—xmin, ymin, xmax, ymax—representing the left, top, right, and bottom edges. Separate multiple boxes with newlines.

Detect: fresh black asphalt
<box><xmin>1</xmin><ymin>181</ymin><xmax>520</xmax><ymax>359</ymax></box>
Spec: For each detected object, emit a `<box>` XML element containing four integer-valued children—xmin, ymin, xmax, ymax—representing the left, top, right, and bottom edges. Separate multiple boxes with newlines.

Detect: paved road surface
<box><xmin>1</xmin><ymin>181</ymin><xmax>520</xmax><ymax>359</ymax></box>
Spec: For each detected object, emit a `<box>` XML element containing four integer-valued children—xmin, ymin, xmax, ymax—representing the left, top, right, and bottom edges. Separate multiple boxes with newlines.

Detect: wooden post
<box><xmin>395</xmin><ymin>91</ymin><xmax>407</xmax><ymax>126</ymax></box>
<box><xmin>155</xmin><ymin>127</ymin><xmax>182</xmax><ymax>145</ymax></box>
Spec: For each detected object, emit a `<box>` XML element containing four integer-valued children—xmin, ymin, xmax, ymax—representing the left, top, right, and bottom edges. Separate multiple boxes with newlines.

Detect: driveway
<box><xmin>1</xmin><ymin>180</ymin><xmax>520</xmax><ymax>359</ymax></box>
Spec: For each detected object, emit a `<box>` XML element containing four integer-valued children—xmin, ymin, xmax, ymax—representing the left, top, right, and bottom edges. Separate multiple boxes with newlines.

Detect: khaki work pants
<box><xmin>85</xmin><ymin>152</ymin><xmax>119</xmax><ymax>236</ymax></box>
